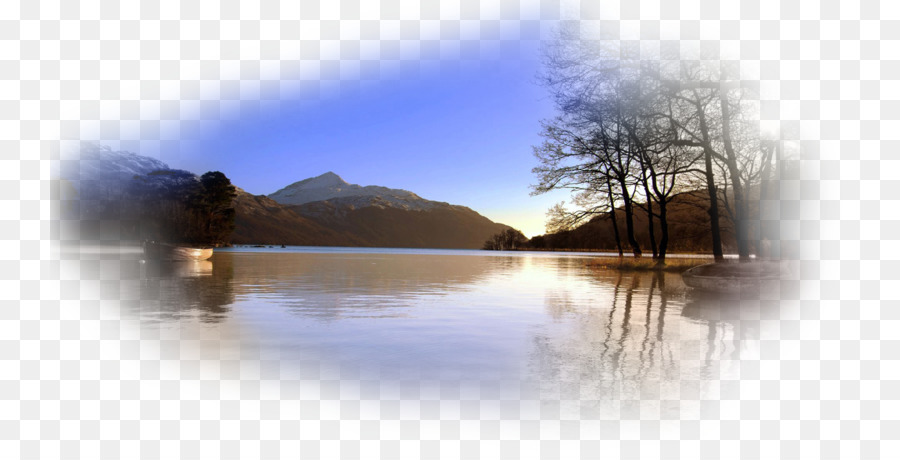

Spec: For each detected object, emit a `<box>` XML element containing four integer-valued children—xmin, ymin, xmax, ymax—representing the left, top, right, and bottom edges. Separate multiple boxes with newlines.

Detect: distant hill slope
<box><xmin>62</xmin><ymin>146</ymin><xmax>198</xmax><ymax>207</ymax></box>
<box><xmin>63</xmin><ymin>147</ymin><xmax>248</xmax><ymax>246</ymax></box>
<box><xmin>257</xmin><ymin>172</ymin><xmax>511</xmax><ymax>249</ymax></box>
<box><xmin>65</xmin><ymin>146</ymin><xmax>170</xmax><ymax>183</ymax></box>
<box><xmin>63</xmin><ymin>150</ymin><xmax>514</xmax><ymax>249</ymax></box>
<box><xmin>288</xmin><ymin>197</ymin><xmax>510</xmax><ymax>249</ymax></box>
<box><xmin>231</xmin><ymin>188</ymin><xmax>364</xmax><ymax>246</ymax></box>
<box><xmin>534</xmin><ymin>189</ymin><xmax>744</xmax><ymax>253</ymax></box>
<box><xmin>242</xmin><ymin>172</ymin><xmax>512</xmax><ymax>249</ymax></box>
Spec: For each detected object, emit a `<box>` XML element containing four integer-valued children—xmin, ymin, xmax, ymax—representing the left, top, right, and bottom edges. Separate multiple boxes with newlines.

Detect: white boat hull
<box><xmin>143</xmin><ymin>241</ymin><xmax>213</xmax><ymax>261</ymax></box>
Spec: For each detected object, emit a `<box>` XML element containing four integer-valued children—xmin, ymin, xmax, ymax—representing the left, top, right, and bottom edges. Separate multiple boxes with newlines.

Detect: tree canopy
<box><xmin>531</xmin><ymin>27</ymin><xmax>783</xmax><ymax>262</ymax></box>
<box><xmin>127</xmin><ymin>170</ymin><xmax>237</xmax><ymax>246</ymax></box>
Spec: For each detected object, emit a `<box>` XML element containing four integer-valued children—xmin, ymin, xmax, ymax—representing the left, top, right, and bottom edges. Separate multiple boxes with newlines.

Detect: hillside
<box><xmin>63</xmin><ymin>150</ymin><xmax>516</xmax><ymax>249</ymax></box>
<box><xmin>289</xmin><ymin>198</ymin><xmax>511</xmax><ymax>249</ymax></box>
<box><xmin>532</xmin><ymin>189</ymin><xmax>747</xmax><ymax>254</ymax></box>
<box><xmin>230</xmin><ymin>189</ymin><xmax>365</xmax><ymax>246</ymax></box>
<box><xmin>257</xmin><ymin>172</ymin><xmax>512</xmax><ymax>249</ymax></box>
<box><xmin>238</xmin><ymin>172</ymin><xmax>513</xmax><ymax>249</ymax></box>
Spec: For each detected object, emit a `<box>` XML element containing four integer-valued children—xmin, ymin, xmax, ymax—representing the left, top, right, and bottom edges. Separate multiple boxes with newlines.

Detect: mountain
<box><xmin>61</xmin><ymin>146</ymin><xmax>195</xmax><ymax>214</ymax></box>
<box><xmin>64</xmin><ymin>147</ymin><xmax>247</xmax><ymax>245</ymax></box>
<box><xmin>63</xmin><ymin>146</ymin><xmax>196</xmax><ymax>196</ymax></box>
<box><xmin>63</xmin><ymin>149</ymin><xmax>513</xmax><ymax>249</ymax></box>
<box><xmin>287</xmin><ymin>199</ymin><xmax>509</xmax><ymax>249</ymax></box>
<box><xmin>268</xmin><ymin>172</ymin><xmax>440</xmax><ymax>211</ymax></box>
<box><xmin>66</xmin><ymin>145</ymin><xmax>171</xmax><ymax>182</ymax></box>
<box><xmin>264</xmin><ymin>172</ymin><xmax>511</xmax><ymax>249</ymax></box>
<box><xmin>230</xmin><ymin>188</ymin><xmax>365</xmax><ymax>246</ymax></box>
<box><xmin>232</xmin><ymin>187</ymin><xmax>510</xmax><ymax>249</ymax></box>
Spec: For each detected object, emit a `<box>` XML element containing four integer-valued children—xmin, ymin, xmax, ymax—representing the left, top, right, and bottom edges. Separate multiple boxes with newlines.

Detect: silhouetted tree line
<box><xmin>483</xmin><ymin>228</ymin><xmax>528</xmax><ymax>251</ymax></box>
<box><xmin>127</xmin><ymin>170</ymin><xmax>237</xmax><ymax>246</ymax></box>
<box><xmin>72</xmin><ymin>163</ymin><xmax>238</xmax><ymax>246</ymax></box>
<box><xmin>526</xmin><ymin>190</ymin><xmax>737</xmax><ymax>253</ymax></box>
<box><xmin>531</xmin><ymin>26</ymin><xmax>794</xmax><ymax>263</ymax></box>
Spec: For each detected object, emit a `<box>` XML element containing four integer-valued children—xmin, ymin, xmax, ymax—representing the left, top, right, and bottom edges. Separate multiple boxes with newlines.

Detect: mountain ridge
<box><xmin>268</xmin><ymin>171</ymin><xmax>442</xmax><ymax>211</ymax></box>
<box><xmin>240</xmin><ymin>170</ymin><xmax>512</xmax><ymax>248</ymax></box>
<box><xmin>65</xmin><ymin>150</ymin><xmax>512</xmax><ymax>249</ymax></box>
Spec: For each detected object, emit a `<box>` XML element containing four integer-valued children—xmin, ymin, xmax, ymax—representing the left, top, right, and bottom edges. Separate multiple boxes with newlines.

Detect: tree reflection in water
<box><xmin>527</xmin><ymin>269</ymin><xmax>773</xmax><ymax>407</ymax></box>
<box><xmin>132</xmin><ymin>255</ymin><xmax>235</xmax><ymax>323</ymax></box>
<box><xmin>120</xmin><ymin>249</ymin><xmax>782</xmax><ymax>412</ymax></box>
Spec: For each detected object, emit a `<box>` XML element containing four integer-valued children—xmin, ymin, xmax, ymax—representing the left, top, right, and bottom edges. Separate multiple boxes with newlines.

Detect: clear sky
<box><xmin>169</xmin><ymin>41</ymin><xmax>568</xmax><ymax>237</ymax></box>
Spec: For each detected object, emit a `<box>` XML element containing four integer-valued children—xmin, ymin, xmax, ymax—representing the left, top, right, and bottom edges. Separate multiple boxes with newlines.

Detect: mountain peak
<box><xmin>269</xmin><ymin>172</ymin><xmax>434</xmax><ymax>209</ymax></box>
<box><xmin>268</xmin><ymin>172</ymin><xmax>352</xmax><ymax>204</ymax></box>
<box><xmin>295</xmin><ymin>171</ymin><xmax>348</xmax><ymax>188</ymax></box>
<box><xmin>66</xmin><ymin>146</ymin><xmax>171</xmax><ymax>181</ymax></box>
<box><xmin>315</xmin><ymin>171</ymin><xmax>345</xmax><ymax>182</ymax></box>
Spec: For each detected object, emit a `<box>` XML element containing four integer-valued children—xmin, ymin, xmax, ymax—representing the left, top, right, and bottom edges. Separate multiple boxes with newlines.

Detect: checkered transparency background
<box><xmin>4</xmin><ymin>0</ymin><xmax>896</xmax><ymax>458</ymax></box>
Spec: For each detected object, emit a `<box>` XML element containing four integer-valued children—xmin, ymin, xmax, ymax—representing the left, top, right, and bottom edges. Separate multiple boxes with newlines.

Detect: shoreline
<box><xmin>585</xmin><ymin>255</ymin><xmax>717</xmax><ymax>273</ymax></box>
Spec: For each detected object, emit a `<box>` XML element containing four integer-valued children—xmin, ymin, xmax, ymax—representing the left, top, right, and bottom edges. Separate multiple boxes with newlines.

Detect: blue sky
<box><xmin>170</xmin><ymin>41</ymin><xmax>568</xmax><ymax>237</ymax></box>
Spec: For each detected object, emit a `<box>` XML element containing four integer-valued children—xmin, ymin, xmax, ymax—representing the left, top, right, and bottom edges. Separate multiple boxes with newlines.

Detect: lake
<box><xmin>106</xmin><ymin>246</ymin><xmax>779</xmax><ymax>417</ymax></box>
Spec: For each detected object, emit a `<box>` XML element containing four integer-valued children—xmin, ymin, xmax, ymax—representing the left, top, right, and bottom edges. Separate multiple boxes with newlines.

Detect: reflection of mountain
<box><xmin>119</xmin><ymin>248</ymin><xmax>777</xmax><ymax>404</ymax></box>
<box><xmin>214</xmin><ymin>251</ymin><xmax>506</xmax><ymax>321</ymax></box>
<box><xmin>119</xmin><ymin>247</ymin><xmax>527</xmax><ymax>330</ymax></box>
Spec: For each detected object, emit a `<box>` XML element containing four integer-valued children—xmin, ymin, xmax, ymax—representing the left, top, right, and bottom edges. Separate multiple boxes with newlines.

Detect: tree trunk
<box><xmin>703</xmin><ymin>147</ymin><xmax>725</xmax><ymax>261</ymax></box>
<box><xmin>612</xmin><ymin>102</ymin><xmax>641</xmax><ymax>258</ymax></box>
<box><xmin>728</xmin><ymin>164</ymin><xmax>750</xmax><ymax>261</ymax></box>
<box><xmin>687</xmin><ymin>90</ymin><xmax>726</xmax><ymax>262</ymax></box>
<box><xmin>606</xmin><ymin>176</ymin><xmax>624</xmax><ymax>257</ymax></box>
<box><xmin>641</xmin><ymin>175</ymin><xmax>658</xmax><ymax>259</ymax></box>
<box><xmin>617</xmin><ymin>175</ymin><xmax>642</xmax><ymax>258</ymax></box>
<box><xmin>692</xmin><ymin>95</ymin><xmax>725</xmax><ymax>262</ymax></box>
<box><xmin>657</xmin><ymin>199</ymin><xmax>669</xmax><ymax>263</ymax></box>
<box><xmin>718</xmin><ymin>93</ymin><xmax>751</xmax><ymax>261</ymax></box>
<box><xmin>757</xmin><ymin>142</ymin><xmax>774</xmax><ymax>258</ymax></box>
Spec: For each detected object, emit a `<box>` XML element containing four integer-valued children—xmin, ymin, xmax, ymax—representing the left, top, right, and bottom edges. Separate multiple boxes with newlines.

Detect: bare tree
<box><xmin>532</xmin><ymin>38</ymin><xmax>649</xmax><ymax>258</ymax></box>
<box><xmin>661</xmin><ymin>61</ymin><xmax>766</xmax><ymax>261</ymax></box>
<box><xmin>533</xmin><ymin>28</ymin><xmax>770</xmax><ymax>263</ymax></box>
<box><xmin>531</xmin><ymin>119</ymin><xmax>636</xmax><ymax>256</ymax></box>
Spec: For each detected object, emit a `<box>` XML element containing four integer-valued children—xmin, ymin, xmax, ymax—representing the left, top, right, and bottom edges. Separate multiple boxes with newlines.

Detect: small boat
<box><xmin>681</xmin><ymin>261</ymin><xmax>788</xmax><ymax>294</ymax></box>
<box><xmin>143</xmin><ymin>240</ymin><xmax>213</xmax><ymax>261</ymax></box>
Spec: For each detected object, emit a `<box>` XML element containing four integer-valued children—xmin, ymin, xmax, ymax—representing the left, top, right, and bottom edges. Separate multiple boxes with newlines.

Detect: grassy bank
<box><xmin>586</xmin><ymin>255</ymin><xmax>715</xmax><ymax>273</ymax></box>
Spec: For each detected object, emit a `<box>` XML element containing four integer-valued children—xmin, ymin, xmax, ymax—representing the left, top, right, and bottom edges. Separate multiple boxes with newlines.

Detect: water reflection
<box><xmin>132</xmin><ymin>257</ymin><xmax>235</xmax><ymax>323</ymax></box>
<box><xmin>128</xmin><ymin>249</ymin><xmax>773</xmax><ymax>402</ymax></box>
<box><xmin>526</xmin><ymin>269</ymin><xmax>772</xmax><ymax>404</ymax></box>
<box><xmin>218</xmin><ymin>252</ymin><xmax>502</xmax><ymax>321</ymax></box>
<box><xmin>681</xmin><ymin>289</ymin><xmax>779</xmax><ymax>363</ymax></box>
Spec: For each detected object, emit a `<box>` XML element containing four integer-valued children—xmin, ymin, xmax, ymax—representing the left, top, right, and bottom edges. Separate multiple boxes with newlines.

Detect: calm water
<box><xmin>121</xmin><ymin>247</ymin><xmax>776</xmax><ymax>406</ymax></box>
